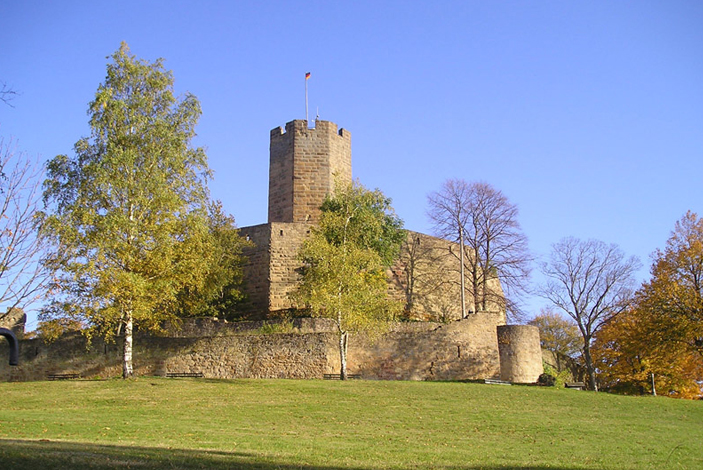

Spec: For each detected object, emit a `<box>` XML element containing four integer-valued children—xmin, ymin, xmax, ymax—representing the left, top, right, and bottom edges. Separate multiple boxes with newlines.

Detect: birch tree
<box><xmin>40</xmin><ymin>43</ymin><xmax>215</xmax><ymax>378</ymax></box>
<box><xmin>292</xmin><ymin>181</ymin><xmax>404</xmax><ymax>379</ymax></box>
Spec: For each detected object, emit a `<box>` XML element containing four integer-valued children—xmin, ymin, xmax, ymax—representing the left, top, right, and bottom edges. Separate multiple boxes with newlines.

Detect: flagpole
<box><xmin>305</xmin><ymin>72</ymin><xmax>309</xmax><ymax>123</ymax></box>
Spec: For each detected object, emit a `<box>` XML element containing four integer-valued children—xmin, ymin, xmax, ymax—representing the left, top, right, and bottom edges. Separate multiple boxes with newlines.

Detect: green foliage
<box><xmin>538</xmin><ymin>372</ymin><xmax>556</xmax><ymax>386</ymax></box>
<box><xmin>540</xmin><ymin>362</ymin><xmax>574</xmax><ymax>388</ymax></box>
<box><xmin>318</xmin><ymin>179</ymin><xmax>405</xmax><ymax>267</ymax></box>
<box><xmin>35</xmin><ymin>318</ymin><xmax>84</xmax><ymax>343</ymax></box>
<box><xmin>176</xmin><ymin>201</ymin><xmax>253</xmax><ymax>320</ymax></box>
<box><xmin>38</xmin><ymin>43</ymin><xmax>247</xmax><ymax>374</ymax></box>
<box><xmin>293</xmin><ymin>180</ymin><xmax>404</xmax><ymax>332</ymax></box>
<box><xmin>254</xmin><ymin>320</ymin><xmax>294</xmax><ymax>335</ymax></box>
<box><xmin>293</xmin><ymin>180</ymin><xmax>404</xmax><ymax>377</ymax></box>
<box><xmin>295</xmin><ymin>235</ymin><xmax>396</xmax><ymax>332</ymax></box>
<box><xmin>529</xmin><ymin>308</ymin><xmax>581</xmax><ymax>357</ymax></box>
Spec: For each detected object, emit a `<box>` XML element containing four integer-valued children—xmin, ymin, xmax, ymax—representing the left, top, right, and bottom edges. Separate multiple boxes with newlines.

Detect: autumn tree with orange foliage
<box><xmin>640</xmin><ymin>211</ymin><xmax>703</xmax><ymax>357</ymax></box>
<box><xmin>593</xmin><ymin>306</ymin><xmax>703</xmax><ymax>398</ymax></box>
<box><xmin>594</xmin><ymin>211</ymin><xmax>703</xmax><ymax>398</ymax></box>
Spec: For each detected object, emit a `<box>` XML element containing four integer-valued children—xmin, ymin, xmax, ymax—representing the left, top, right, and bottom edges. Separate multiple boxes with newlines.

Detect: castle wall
<box><xmin>239</xmin><ymin>224</ymin><xmax>271</xmax><ymax>317</ymax></box>
<box><xmin>390</xmin><ymin>231</ymin><xmax>507</xmax><ymax>324</ymax></box>
<box><xmin>0</xmin><ymin>317</ymin><xmax>505</xmax><ymax>382</ymax></box>
<box><xmin>268</xmin><ymin>125</ymin><xmax>295</xmax><ymax>223</ymax></box>
<box><xmin>239</xmin><ymin>222</ymin><xmax>313</xmax><ymax>315</ymax></box>
<box><xmin>240</xmin><ymin>226</ymin><xmax>510</xmax><ymax>321</ymax></box>
<box><xmin>268</xmin><ymin>120</ymin><xmax>351</xmax><ymax>224</ymax></box>
<box><xmin>0</xmin><ymin>308</ymin><xmax>26</xmax><ymax>339</ymax></box>
<box><xmin>268</xmin><ymin>222</ymin><xmax>313</xmax><ymax>311</ymax></box>
<box><xmin>347</xmin><ymin>313</ymin><xmax>503</xmax><ymax>381</ymax></box>
<box><xmin>250</xmin><ymin>119</ymin><xmax>508</xmax><ymax>323</ymax></box>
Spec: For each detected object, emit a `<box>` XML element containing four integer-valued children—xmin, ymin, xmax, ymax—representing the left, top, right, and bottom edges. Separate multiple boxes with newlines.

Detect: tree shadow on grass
<box><xmin>0</xmin><ymin>438</ymin><xmax>602</xmax><ymax>470</ymax></box>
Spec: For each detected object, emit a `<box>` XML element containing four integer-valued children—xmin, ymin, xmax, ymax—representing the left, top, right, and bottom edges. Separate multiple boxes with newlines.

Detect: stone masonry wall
<box><xmin>347</xmin><ymin>312</ymin><xmax>503</xmax><ymax>381</ymax></box>
<box><xmin>0</xmin><ymin>308</ymin><xmax>26</xmax><ymax>339</ymax></box>
<box><xmin>268</xmin><ymin>120</ymin><xmax>351</xmax><ymax>225</ymax></box>
<box><xmin>239</xmin><ymin>222</ymin><xmax>313</xmax><ymax>314</ymax></box>
<box><xmin>268</xmin><ymin>124</ymin><xmax>295</xmax><ymax>223</ymax></box>
<box><xmin>0</xmin><ymin>317</ymin><xmax>507</xmax><ymax>382</ymax></box>
<box><xmin>268</xmin><ymin>222</ymin><xmax>313</xmax><ymax>311</ymax></box>
<box><xmin>239</xmin><ymin>225</ymin><xmax>510</xmax><ymax>320</ymax></box>
<box><xmin>239</xmin><ymin>223</ymin><xmax>271</xmax><ymax>317</ymax></box>
<box><xmin>390</xmin><ymin>231</ymin><xmax>507</xmax><ymax>324</ymax></box>
<box><xmin>0</xmin><ymin>332</ymin><xmax>338</xmax><ymax>381</ymax></box>
<box><xmin>497</xmin><ymin>325</ymin><xmax>543</xmax><ymax>383</ymax></box>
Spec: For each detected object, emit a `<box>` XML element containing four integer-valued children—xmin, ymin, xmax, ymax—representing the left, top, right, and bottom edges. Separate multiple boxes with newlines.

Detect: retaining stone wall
<box><xmin>239</xmin><ymin>223</ymin><xmax>271</xmax><ymax>317</ymax></box>
<box><xmin>0</xmin><ymin>316</ymin><xmax>511</xmax><ymax>382</ymax></box>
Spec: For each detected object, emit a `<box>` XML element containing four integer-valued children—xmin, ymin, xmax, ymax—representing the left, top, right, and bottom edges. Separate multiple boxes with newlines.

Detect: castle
<box><xmin>237</xmin><ymin>119</ymin><xmax>507</xmax><ymax>324</ymax></box>
<box><xmin>0</xmin><ymin>119</ymin><xmax>543</xmax><ymax>383</ymax></box>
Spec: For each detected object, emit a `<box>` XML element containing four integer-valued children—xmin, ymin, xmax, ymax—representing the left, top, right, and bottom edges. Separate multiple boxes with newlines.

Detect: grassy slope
<box><xmin>0</xmin><ymin>378</ymin><xmax>701</xmax><ymax>469</ymax></box>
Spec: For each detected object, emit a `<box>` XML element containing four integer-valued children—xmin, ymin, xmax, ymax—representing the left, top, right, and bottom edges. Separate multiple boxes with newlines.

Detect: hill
<box><xmin>0</xmin><ymin>378</ymin><xmax>700</xmax><ymax>469</ymax></box>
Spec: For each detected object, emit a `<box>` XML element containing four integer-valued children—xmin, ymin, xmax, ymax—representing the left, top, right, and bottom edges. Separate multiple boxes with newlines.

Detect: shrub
<box><xmin>538</xmin><ymin>373</ymin><xmax>556</xmax><ymax>386</ymax></box>
<box><xmin>255</xmin><ymin>321</ymin><xmax>294</xmax><ymax>335</ymax></box>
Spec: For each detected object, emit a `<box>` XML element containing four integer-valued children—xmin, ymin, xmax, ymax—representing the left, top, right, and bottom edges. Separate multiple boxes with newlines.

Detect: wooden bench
<box><xmin>323</xmin><ymin>373</ymin><xmax>361</xmax><ymax>380</ymax></box>
<box><xmin>565</xmin><ymin>382</ymin><xmax>585</xmax><ymax>390</ymax></box>
<box><xmin>484</xmin><ymin>378</ymin><xmax>512</xmax><ymax>385</ymax></box>
<box><xmin>48</xmin><ymin>373</ymin><xmax>80</xmax><ymax>380</ymax></box>
<box><xmin>165</xmin><ymin>372</ymin><xmax>204</xmax><ymax>378</ymax></box>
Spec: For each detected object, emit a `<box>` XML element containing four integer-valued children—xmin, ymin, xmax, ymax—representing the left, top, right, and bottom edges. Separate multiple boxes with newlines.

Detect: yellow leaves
<box><xmin>593</xmin><ymin>212</ymin><xmax>703</xmax><ymax>398</ymax></box>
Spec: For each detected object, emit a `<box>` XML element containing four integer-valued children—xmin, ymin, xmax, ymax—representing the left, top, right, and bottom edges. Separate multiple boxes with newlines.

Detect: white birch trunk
<box><xmin>123</xmin><ymin>311</ymin><xmax>134</xmax><ymax>379</ymax></box>
<box><xmin>339</xmin><ymin>331</ymin><xmax>348</xmax><ymax>380</ymax></box>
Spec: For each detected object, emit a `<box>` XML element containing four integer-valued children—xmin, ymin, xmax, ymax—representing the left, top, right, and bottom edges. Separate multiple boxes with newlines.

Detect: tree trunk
<box><xmin>123</xmin><ymin>311</ymin><xmax>134</xmax><ymax>379</ymax></box>
<box><xmin>582</xmin><ymin>341</ymin><xmax>597</xmax><ymax>391</ymax></box>
<box><xmin>339</xmin><ymin>331</ymin><xmax>348</xmax><ymax>380</ymax></box>
<box><xmin>459</xmin><ymin>225</ymin><xmax>466</xmax><ymax>318</ymax></box>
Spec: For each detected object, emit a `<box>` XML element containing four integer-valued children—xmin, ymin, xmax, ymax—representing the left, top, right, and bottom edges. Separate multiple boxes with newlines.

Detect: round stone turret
<box><xmin>497</xmin><ymin>325</ymin><xmax>543</xmax><ymax>383</ymax></box>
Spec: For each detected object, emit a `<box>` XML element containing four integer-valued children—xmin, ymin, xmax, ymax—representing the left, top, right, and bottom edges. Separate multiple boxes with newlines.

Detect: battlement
<box><xmin>268</xmin><ymin>119</ymin><xmax>352</xmax><ymax>224</ymax></box>
<box><xmin>270</xmin><ymin>119</ymin><xmax>351</xmax><ymax>142</ymax></box>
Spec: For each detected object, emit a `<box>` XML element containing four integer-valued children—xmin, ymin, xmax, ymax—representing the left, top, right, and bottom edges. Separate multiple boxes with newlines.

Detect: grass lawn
<box><xmin>0</xmin><ymin>378</ymin><xmax>701</xmax><ymax>469</ymax></box>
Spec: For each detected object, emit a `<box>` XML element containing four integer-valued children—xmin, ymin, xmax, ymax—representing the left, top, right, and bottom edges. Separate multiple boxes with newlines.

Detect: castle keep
<box><xmin>240</xmin><ymin>120</ymin><xmax>352</xmax><ymax>314</ymax></box>
<box><xmin>268</xmin><ymin>119</ymin><xmax>351</xmax><ymax>224</ymax></box>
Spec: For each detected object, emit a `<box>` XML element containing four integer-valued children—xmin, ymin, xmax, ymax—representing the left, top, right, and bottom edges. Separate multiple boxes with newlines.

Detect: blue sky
<box><xmin>2</xmin><ymin>1</ymin><xmax>702</xmax><ymax>329</ymax></box>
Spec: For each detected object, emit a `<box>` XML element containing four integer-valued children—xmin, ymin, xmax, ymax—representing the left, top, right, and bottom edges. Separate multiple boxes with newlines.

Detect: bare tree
<box><xmin>0</xmin><ymin>82</ymin><xmax>18</xmax><ymax>107</ymax></box>
<box><xmin>393</xmin><ymin>233</ymin><xmax>465</xmax><ymax>321</ymax></box>
<box><xmin>0</xmin><ymin>137</ymin><xmax>48</xmax><ymax>323</ymax></box>
<box><xmin>539</xmin><ymin>237</ymin><xmax>640</xmax><ymax>391</ymax></box>
<box><xmin>427</xmin><ymin>179</ymin><xmax>532</xmax><ymax>321</ymax></box>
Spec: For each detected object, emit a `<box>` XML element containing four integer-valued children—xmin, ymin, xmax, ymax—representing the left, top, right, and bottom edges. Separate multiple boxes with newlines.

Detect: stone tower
<box><xmin>268</xmin><ymin>120</ymin><xmax>352</xmax><ymax>224</ymax></box>
<box><xmin>239</xmin><ymin>119</ymin><xmax>352</xmax><ymax>315</ymax></box>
